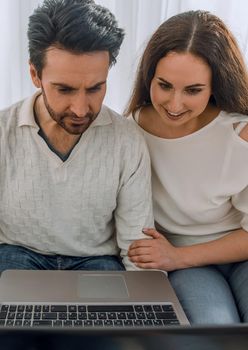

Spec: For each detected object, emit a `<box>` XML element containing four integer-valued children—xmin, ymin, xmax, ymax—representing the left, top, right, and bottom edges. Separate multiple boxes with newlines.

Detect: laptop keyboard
<box><xmin>0</xmin><ymin>304</ymin><xmax>180</xmax><ymax>327</ymax></box>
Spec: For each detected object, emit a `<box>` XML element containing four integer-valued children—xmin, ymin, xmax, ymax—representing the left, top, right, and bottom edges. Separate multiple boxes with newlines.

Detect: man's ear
<box><xmin>29</xmin><ymin>62</ymin><xmax>41</xmax><ymax>88</ymax></box>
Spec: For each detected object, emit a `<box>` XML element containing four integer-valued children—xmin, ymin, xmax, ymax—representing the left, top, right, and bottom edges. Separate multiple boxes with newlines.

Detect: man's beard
<box><xmin>41</xmin><ymin>87</ymin><xmax>97</xmax><ymax>135</ymax></box>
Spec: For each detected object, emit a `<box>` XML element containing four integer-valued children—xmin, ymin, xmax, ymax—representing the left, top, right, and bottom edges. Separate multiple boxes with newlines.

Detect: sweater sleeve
<box><xmin>114</xmin><ymin>125</ymin><xmax>154</xmax><ymax>270</ymax></box>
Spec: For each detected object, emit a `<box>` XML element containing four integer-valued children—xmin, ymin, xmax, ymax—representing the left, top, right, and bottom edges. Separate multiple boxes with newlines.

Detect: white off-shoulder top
<box><xmin>129</xmin><ymin>110</ymin><xmax>248</xmax><ymax>246</ymax></box>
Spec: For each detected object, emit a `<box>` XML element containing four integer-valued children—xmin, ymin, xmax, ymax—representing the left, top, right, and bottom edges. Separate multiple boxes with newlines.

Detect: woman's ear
<box><xmin>29</xmin><ymin>62</ymin><xmax>41</xmax><ymax>88</ymax></box>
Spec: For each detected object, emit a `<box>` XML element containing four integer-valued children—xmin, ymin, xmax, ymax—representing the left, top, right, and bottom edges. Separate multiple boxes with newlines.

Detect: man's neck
<box><xmin>33</xmin><ymin>94</ymin><xmax>81</xmax><ymax>156</ymax></box>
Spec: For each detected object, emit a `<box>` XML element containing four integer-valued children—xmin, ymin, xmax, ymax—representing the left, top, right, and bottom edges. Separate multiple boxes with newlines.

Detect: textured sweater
<box><xmin>0</xmin><ymin>92</ymin><xmax>154</xmax><ymax>269</ymax></box>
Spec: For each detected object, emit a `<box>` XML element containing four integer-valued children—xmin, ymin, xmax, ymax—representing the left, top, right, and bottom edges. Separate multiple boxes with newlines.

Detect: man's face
<box><xmin>30</xmin><ymin>47</ymin><xmax>109</xmax><ymax>135</ymax></box>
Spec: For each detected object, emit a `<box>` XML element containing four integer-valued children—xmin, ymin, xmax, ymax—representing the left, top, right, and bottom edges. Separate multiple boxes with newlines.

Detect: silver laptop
<box><xmin>0</xmin><ymin>270</ymin><xmax>189</xmax><ymax>328</ymax></box>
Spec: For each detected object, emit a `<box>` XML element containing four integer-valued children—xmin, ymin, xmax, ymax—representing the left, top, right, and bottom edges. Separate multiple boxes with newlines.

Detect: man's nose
<box><xmin>70</xmin><ymin>93</ymin><xmax>90</xmax><ymax>117</ymax></box>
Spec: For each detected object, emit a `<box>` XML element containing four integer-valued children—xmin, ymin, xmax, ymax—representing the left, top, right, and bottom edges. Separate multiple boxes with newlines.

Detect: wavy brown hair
<box><xmin>125</xmin><ymin>10</ymin><xmax>248</xmax><ymax>116</ymax></box>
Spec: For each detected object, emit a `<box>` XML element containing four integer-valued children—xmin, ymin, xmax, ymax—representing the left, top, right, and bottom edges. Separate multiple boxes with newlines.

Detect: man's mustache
<box><xmin>61</xmin><ymin>112</ymin><xmax>95</xmax><ymax>119</ymax></box>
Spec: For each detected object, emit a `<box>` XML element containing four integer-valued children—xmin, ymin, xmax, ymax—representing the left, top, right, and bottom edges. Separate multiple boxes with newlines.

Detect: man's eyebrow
<box><xmin>51</xmin><ymin>81</ymin><xmax>107</xmax><ymax>89</ymax></box>
<box><xmin>86</xmin><ymin>81</ymin><xmax>106</xmax><ymax>89</ymax></box>
<box><xmin>51</xmin><ymin>83</ymin><xmax>76</xmax><ymax>89</ymax></box>
<box><xmin>157</xmin><ymin>77</ymin><xmax>206</xmax><ymax>88</ymax></box>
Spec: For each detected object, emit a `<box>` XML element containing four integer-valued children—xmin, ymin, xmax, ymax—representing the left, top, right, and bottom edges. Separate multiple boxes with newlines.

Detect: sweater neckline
<box><xmin>133</xmin><ymin>109</ymin><xmax>224</xmax><ymax>142</ymax></box>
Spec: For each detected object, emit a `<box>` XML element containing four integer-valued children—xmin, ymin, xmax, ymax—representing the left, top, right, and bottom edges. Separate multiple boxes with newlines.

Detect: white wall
<box><xmin>1</xmin><ymin>0</ymin><xmax>248</xmax><ymax>113</ymax></box>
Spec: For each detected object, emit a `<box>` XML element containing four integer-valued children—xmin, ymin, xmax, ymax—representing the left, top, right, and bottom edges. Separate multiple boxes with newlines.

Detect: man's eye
<box><xmin>87</xmin><ymin>86</ymin><xmax>102</xmax><ymax>93</ymax></box>
<box><xmin>58</xmin><ymin>88</ymin><xmax>72</xmax><ymax>94</ymax></box>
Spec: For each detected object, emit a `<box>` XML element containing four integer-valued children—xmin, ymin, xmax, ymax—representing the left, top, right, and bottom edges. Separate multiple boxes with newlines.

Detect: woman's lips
<box><xmin>163</xmin><ymin>107</ymin><xmax>188</xmax><ymax>120</ymax></box>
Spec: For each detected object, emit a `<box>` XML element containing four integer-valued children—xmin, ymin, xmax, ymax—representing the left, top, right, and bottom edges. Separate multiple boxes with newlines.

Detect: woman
<box><xmin>126</xmin><ymin>10</ymin><xmax>248</xmax><ymax>324</ymax></box>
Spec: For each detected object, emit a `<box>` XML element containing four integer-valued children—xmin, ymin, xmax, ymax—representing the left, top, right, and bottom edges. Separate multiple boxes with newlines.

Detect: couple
<box><xmin>1</xmin><ymin>0</ymin><xmax>248</xmax><ymax>324</ymax></box>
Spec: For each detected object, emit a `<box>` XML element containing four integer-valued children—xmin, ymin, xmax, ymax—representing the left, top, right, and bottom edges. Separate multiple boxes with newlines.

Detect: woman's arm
<box><xmin>128</xmin><ymin>228</ymin><xmax>248</xmax><ymax>271</ymax></box>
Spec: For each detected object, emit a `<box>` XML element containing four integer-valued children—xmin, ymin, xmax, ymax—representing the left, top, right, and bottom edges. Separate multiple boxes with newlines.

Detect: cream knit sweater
<box><xmin>0</xmin><ymin>92</ymin><xmax>154</xmax><ymax>269</ymax></box>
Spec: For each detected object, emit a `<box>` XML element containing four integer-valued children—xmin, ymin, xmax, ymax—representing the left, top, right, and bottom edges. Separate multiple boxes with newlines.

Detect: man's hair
<box><xmin>28</xmin><ymin>0</ymin><xmax>125</xmax><ymax>77</ymax></box>
<box><xmin>125</xmin><ymin>10</ymin><xmax>248</xmax><ymax>116</ymax></box>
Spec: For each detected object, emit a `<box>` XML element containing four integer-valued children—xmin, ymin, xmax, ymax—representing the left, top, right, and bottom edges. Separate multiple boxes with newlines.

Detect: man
<box><xmin>0</xmin><ymin>0</ymin><xmax>153</xmax><ymax>271</ymax></box>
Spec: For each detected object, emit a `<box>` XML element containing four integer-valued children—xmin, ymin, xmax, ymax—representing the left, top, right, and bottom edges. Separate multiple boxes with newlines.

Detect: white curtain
<box><xmin>1</xmin><ymin>0</ymin><xmax>248</xmax><ymax>113</ymax></box>
<box><xmin>0</xmin><ymin>0</ymin><xmax>42</xmax><ymax>110</ymax></box>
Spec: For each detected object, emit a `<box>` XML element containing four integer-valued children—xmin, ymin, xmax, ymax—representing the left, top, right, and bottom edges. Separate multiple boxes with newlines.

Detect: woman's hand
<box><xmin>128</xmin><ymin>228</ymin><xmax>183</xmax><ymax>271</ymax></box>
<box><xmin>129</xmin><ymin>228</ymin><xmax>248</xmax><ymax>271</ymax></box>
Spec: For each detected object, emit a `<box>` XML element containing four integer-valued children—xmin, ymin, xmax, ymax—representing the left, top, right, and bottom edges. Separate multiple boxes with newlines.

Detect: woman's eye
<box><xmin>158</xmin><ymin>83</ymin><xmax>171</xmax><ymax>90</ymax></box>
<box><xmin>186</xmin><ymin>88</ymin><xmax>202</xmax><ymax>95</ymax></box>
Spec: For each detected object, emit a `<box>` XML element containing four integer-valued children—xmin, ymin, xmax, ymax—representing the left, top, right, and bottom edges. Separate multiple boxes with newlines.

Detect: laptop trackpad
<box><xmin>77</xmin><ymin>274</ymin><xmax>129</xmax><ymax>299</ymax></box>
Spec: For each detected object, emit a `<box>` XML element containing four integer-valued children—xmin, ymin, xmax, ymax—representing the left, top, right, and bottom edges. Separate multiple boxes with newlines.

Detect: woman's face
<box><xmin>150</xmin><ymin>51</ymin><xmax>212</xmax><ymax>131</ymax></box>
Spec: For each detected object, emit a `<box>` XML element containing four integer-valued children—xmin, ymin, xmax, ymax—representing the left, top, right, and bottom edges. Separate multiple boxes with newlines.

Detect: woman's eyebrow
<box><xmin>157</xmin><ymin>77</ymin><xmax>206</xmax><ymax>88</ymax></box>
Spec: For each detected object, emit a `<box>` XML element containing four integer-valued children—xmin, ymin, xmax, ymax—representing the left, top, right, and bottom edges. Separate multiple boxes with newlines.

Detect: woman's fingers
<box><xmin>142</xmin><ymin>228</ymin><xmax>162</xmax><ymax>239</ymax></box>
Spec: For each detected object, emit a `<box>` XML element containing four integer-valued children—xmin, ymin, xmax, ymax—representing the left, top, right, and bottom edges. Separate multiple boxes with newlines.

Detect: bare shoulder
<box><xmin>239</xmin><ymin>124</ymin><xmax>248</xmax><ymax>142</ymax></box>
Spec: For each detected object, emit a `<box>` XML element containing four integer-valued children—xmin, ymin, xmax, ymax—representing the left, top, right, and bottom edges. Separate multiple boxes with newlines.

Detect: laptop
<box><xmin>0</xmin><ymin>270</ymin><xmax>189</xmax><ymax>328</ymax></box>
<box><xmin>0</xmin><ymin>325</ymin><xmax>248</xmax><ymax>350</ymax></box>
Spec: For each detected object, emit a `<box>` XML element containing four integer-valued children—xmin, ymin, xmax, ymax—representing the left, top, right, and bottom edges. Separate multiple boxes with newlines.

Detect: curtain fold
<box><xmin>1</xmin><ymin>0</ymin><xmax>248</xmax><ymax>113</ymax></box>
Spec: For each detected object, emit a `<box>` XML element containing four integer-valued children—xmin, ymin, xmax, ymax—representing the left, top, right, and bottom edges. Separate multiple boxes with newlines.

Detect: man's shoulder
<box><xmin>101</xmin><ymin>104</ymin><xmax>127</xmax><ymax>125</ymax></box>
<box><xmin>101</xmin><ymin>105</ymin><xmax>144</xmax><ymax>140</ymax></box>
<box><xmin>0</xmin><ymin>99</ymin><xmax>24</xmax><ymax>127</ymax></box>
